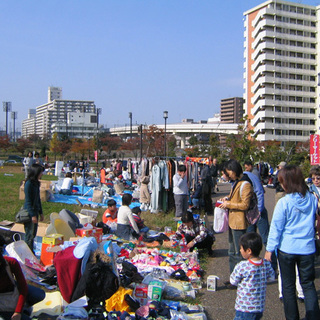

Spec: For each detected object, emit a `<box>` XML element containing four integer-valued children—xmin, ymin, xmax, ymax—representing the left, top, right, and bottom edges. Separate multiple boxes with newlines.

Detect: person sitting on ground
<box><xmin>230</xmin><ymin>232</ymin><xmax>275</xmax><ymax>320</ymax></box>
<box><xmin>102</xmin><ymin>199</ymin><xmax>118</xmax><ymax>225</ymax></box>
<box><xmin>131</xmin><ymin>207</ymin><xmax>149</xmax><ymax>234</ymax></box>
<box><xmin>116</xmin><ymin>194</ymin><xmax>140</xmax><ymax>240</ymax></box>
<box><xmin>59</xmin><ymin>172</ymin><xmax>74</xmax><ymax>195</ymax></box>
<box><xmin>173</xmin><ymin>211</ymin><xmax>214</xmax><ymax>256</ymax></box>
<box><xmin>0</xmin><ymin>235</ymin><xmax>45</xmax><ymax>320</ymax></box>
<box><xmin>122</xmin><ymin>167</ymin><xmax>131</xmax><ymax>181</ymax></box>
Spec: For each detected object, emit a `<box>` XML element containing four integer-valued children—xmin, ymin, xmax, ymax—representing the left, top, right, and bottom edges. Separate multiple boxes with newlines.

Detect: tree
<box><xmin>121</xmin><ymin>137</ymin><xmax>141</xmax><ymax>159</ymax></box>
<box><xmin>100</xmin><ymin>135</ymin><xmax>122</xmax><ymax>159</ymax></box>
<box><xmin>0</xmin><ymin>135</ymin><xmax>11</xmax><ymax>154</ymax></box>
<box><xmin>142</xmin><ymin>125</ymin><xmax>166</xmax><ymax>157</ymax></box>
<box><xmin>225</xmin><ymin>119</ymin><xmax>258</xmax><ymax>162</ymax></box>
<box><xmin>50</xmin><ymin>133</ymin><xmax>60</xmax><ymax>160</ymax></box>
<box><xmin>188</xmin><ymin>136</ymin><xmax>198</xmax><ymax>146</ymax></box>
<box><xmin>15</xmin><ymin>137</ymin><xmax>32</xmax><ymax>155</ymax></box>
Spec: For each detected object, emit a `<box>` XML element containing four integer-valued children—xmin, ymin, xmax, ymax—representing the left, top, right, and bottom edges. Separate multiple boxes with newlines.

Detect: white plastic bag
<box><xmin>213</xmin><ymin>206</ymin><xmax>229</xmax><ymax>233</ymax></box>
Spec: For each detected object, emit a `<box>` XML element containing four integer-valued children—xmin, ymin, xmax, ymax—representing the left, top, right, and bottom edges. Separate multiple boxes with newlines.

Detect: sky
<box><xmin>1</xmin><ymin>0</ymin><xmax>320</xmax><ymax>132</ymax></box>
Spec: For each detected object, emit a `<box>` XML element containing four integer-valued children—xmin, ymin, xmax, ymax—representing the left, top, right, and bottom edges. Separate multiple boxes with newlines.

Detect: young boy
<box><xmin>102</xmin><ymin>199</ymin><xmax>118</xmax><ymax>224</ymax></box>
<box><xmin>230</xmin><ymin>232</ymin><xmax>275</xmax><ymax>320</ymax></box>
<box><xmin>131</xmin><ymin>207</ymin><xmax>149</xmax><ymax>234</ymax></box>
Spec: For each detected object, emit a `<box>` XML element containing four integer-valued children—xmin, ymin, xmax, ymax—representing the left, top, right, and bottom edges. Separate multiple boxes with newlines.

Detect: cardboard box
<box><xmin>147</xmin><ymin>280</ymin><xmax>163</xmax><ymax>301</ymax></box>
<box><xmin>40</xmin><ymin>180</ymin><xmax>52</xmax><ymax>189</ymax></box>
<box><xmin>133</xmin><ymin>284</ymin><xmax>148</xmax><ymax>305</ymax></box>
<box><xmin>40</xmin><ymin>188</ymin><xmax>50</xmax><ymax>202</ymax></box>
<box><xmin>76</xmin><ymin>228</ymin><xmax>93</xmax><ymax>238</ymax></box>
<box><xmin>92</xmin><ymin>227</ymin><xmax>103</xmax><ymax>243</ymax></box>
<box><xmin>11</xmin><ymin>222</ymin><xmax>48</xmax><ymax>237</ymax></box>
<box><xmin>40</xmin><ymin>234</ymin><xmax>64</xmax><ymax>266</ymax></box>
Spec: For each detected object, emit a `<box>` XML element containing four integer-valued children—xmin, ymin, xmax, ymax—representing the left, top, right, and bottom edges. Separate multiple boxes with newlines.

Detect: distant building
<box><xmin>244</xmin><ymin>0</ymin><xmax>317</xmax><ymax>142</ymax></box>
<box><xmin>22</xmin><ymin>87</ymin><xmax>102</xmax><ymax>139</ymax></box>
<box><xmin>220</xmin><ymin>97</ymin><xmax>244</xmax><ymax>123</ymax></box>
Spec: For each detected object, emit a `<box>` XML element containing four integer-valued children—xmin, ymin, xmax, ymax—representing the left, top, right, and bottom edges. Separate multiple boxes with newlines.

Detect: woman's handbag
<box><xmin>0</xmin><ymin>264</ymin><xmax>20</xmax><ymax>312</ymax></box>
<box><xmin>15</xmin><ymin>207</ymin><xmax>31</xmax><ymax>223</ymax></box>
<box><xmin>213</xmin><ymin>204</ymin><xmax>229</xmax><ymax>233</ymax></box>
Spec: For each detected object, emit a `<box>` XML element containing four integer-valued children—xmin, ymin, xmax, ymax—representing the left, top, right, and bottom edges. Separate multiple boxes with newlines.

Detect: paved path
<box><xmin>198</xmin><ymin>181</ymin><xmax>320</xmax><ymax>320</ymax></box>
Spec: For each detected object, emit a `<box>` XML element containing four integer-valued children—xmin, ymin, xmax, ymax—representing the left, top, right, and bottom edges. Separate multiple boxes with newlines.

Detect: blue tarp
<box><xmin>48</xmin><ymin>185</ymin><xmax>141</xmax><ymax>209</ymax></box>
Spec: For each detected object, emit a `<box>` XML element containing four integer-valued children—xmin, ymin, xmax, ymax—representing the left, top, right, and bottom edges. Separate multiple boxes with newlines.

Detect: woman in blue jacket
<box><xmin>24</xmin><ymin>164</ymin><xmax>44</xmax><ymax>253</ymax></box>
<box><xmin>265</xmin><ymin>165</ymin><xmax>320</xmax><ymax>320</ymax></box>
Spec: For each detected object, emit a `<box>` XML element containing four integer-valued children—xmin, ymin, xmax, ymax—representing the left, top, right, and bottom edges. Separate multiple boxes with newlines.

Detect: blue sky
<box><xmin>1</xmin><ymin>0</ymin><xmax>319</xmax><ymax>132</ymax></box>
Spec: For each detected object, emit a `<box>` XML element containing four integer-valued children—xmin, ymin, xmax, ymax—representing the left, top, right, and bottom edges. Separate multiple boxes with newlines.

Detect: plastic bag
<box><xmin>213</xmin><ymin>206</ymin><xmax>228</xmax><ymax>233</ymax></box>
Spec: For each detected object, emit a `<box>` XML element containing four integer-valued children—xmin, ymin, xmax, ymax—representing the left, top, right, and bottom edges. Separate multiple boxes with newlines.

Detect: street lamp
<box><xmin>129</xmin><ymin>112</ymin><xmax>132</xmax><ymax>139</ymax></box>
<box><xmin>3</xmin><ymin>102</ymin><xmax>12</xmax><ymax>136</ymax></box>
<box><xmin>163</xmin><ymin>111</ymin><xmax>168</xmax><ymax>159</ymax></box>
<box><xmin>11</xmin><ymin>111</ymin><xmax>17</xmax><ymax>142</ymax></box>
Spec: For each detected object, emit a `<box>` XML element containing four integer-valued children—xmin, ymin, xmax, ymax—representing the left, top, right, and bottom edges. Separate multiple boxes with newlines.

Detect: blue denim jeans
<box><xmin>278</xmin><ymin>250</ymin><xmax>320</xmax><ymax>320</ymax></box>
<box><xmin>228</xmin><ymin>228</ymin><xmax>246</xmax><ymax>273</ymax></box>
<box><xmin>234</xmin><ymin>311</ymin><xmax>263</xmax><ymax>320</ymax></box>
<box><xmin>24</xmin><ymin>221</ymin><xmax>38</xmax><ymax>253</ymax></box>
<box><xmin>0</xmin><ymin>285</ymin><xmax>45</xmax><ymax>320</ymax></box>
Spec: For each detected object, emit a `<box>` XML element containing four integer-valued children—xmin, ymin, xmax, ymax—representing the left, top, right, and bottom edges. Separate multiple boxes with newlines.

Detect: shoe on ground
<box><xmin>216</xmin><ymin>187</ymin><xmax>219</xmax><ymax>192</ymax></box>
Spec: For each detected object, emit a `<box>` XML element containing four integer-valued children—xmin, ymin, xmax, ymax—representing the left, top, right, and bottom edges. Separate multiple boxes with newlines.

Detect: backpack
<box><xmin>240</xmin><ymin>181</ymin><xmax>260</xmax><ymax>225</ymax></box>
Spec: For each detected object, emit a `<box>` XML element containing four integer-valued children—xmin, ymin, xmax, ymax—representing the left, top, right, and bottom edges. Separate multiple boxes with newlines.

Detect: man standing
<box><xmin>209</xmin><ymin>157</ymin><xmax>219</xmax><ymax>194</ymax></box>
<box><xmin>274</xmin><ymin>161</ymin><xmax>286</xmax><ymax>204</ymax></box>
<box><xmin>173</xmin><ymin>165</ymin><xmax>189</xmax><ymax>218</ymax></box>
<box><xmin>244</xmin><ymin>160</ymin><xmax>260</xmax><ymax>181</ymax></box>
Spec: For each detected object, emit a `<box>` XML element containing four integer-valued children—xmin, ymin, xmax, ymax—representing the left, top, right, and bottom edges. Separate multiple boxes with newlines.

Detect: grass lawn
<box><xmin>0</xmin><ymin>165</ymin><xmax>177</xmax><ymax>231</ymax></box>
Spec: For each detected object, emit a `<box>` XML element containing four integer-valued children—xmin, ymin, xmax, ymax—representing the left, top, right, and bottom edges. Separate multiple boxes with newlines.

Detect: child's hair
<box><xmin>132</xmin><ymin>207</ymin><xmax>141</xmax><ymax>215</ymax></box>
<box><xmin>178</xmin><ymin>164</ymin><xmax>186</xmax><ymax>172</ymax></box>
<box><xmin>122</xmin><ymin>193</ymin><xmax>132</xmax><ymax>206</ymax></box>
<box><xmin>66</xmin><ymin>172</ymin><xmax>72</xmax><ymax>178</ymax></box>
<box><xmin>239</xmin><ymin>232</ymin><xmax>262</xmax><ymax>257</ymax></box>
<box><xmin>107</xmin><ymin>199</ymin><xmax>117</xmax><ymax>207</ymax></box>
<box><xmin>181</xmin><ymin>210</ymin><xmax>194</xmax><ymax>224</ymax></box>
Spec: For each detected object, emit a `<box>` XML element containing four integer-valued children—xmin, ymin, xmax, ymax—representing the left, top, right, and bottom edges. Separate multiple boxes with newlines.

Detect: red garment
<box><xmin>0</xmin><ymin>257</ymin><xmax>28</xmax><ymax>313</ymax></box>
<box><xmin>102</xmin><ymin>208</ymin><xmax>118</xmax><ymax>224</ymax></box>
<box><xmin>100</xmin><ymin>168</ymin><xmax>106</xmax><ymax>184</ymax></box>
<box><xmin>53</xmin><ymin>246</ymin><xmax>82</xmax><ymax>303</ymax></box>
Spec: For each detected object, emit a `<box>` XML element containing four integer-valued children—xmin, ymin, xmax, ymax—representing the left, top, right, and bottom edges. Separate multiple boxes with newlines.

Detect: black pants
<box><xmin>185</xmin><ymin>234</ymin><xmax>214</xmax><ymax>254</ymax></box>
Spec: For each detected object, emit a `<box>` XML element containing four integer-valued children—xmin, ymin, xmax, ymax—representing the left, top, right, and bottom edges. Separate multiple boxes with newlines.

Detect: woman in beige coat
<box><xmin>219</xmin><ymin>160</ymin><xmax>253</xmax><ymax>275</ymax></box>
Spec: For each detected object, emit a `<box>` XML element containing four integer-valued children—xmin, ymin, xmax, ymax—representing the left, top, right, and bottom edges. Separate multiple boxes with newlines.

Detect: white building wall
<box><xmin>244</xmin><ymin>0</ymin><xmax>317</xmax><ymax>142</ymax></box>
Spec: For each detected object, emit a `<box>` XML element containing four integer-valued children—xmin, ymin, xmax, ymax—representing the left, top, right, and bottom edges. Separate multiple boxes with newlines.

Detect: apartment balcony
<box><xmin>252</xmin><ymin>75</ymin><xmax>276</xmax><ymax>92</ymax></box>
<box><xmin>252</xmin><ymin>64</ymin><xmax>275</xmax><ymax>79</ymax></box>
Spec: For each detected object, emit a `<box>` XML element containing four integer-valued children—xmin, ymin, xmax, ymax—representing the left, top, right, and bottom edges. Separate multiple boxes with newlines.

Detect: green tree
<box><xmin>188</xmin><ymin>136</ymin><xmax>198</xmax><ymax>146</ymax></box>
<box><xmin>50</xmin><ymin>133</ymin><xmax>60</xmax><ymax>160</ymax></box>
<box><xmin>225</xmin><ymin>121</ymin><xmax>258</xmax><ymax>162</ymax></box>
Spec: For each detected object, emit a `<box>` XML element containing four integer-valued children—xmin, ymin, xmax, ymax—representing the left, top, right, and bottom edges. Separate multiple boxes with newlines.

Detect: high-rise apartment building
<box><xmin>220</xmin><ymin>97</ymin><xmax>244</xmax><ymax>123</ymax></box>
<box><xmin>244</xmin><ymin>0</ymin><xmax>318</xmax><ymax>142</ymax></box>
<box><xmin>22</xmin><ymin>87</ymin><xmax>101</xmax><ymax>139</ymax></box>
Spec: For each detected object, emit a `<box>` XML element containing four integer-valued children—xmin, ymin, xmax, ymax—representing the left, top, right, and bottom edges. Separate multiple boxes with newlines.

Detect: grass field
<box><xmin>0</xmin><ymin>164</ymin><xmax>177</xmax><ymax>231</ymax></box>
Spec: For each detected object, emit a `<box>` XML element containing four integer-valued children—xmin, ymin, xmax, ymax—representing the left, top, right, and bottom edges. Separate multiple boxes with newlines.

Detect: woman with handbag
<box><xmin>0</xmin><ymin>235</ymin><xmax>45</xmax><ymax>320</ymax></box>
<box><xmin>24</xmin><ymin>164</ymin><xmax>44</xmax><ymax>253</ymax></box>
<box><xmin>218</xmin><ymin>160</ymin><xmax>253</xmax><ymax>277</ymax></box>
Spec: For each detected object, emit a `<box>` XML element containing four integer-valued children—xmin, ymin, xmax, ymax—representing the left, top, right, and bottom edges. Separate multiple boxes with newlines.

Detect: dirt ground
<box><xmin>199</xmin><ymin>182</ymin><xmax>320</xmax><ymax>320</ymax></box>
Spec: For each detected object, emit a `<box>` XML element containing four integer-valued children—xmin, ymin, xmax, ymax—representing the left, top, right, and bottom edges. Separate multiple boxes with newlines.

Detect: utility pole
<box><xmin>11</xmin><ymin>111</ymin><xmax>17</xmax><ymax>142</ymax></box>
<box><xmin>3</xmin><ymin>102</ymin><xmax>12</xmax><ymax>136</ymax></box>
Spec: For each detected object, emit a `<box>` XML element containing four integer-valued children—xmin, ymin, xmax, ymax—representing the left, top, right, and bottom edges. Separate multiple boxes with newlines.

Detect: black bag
<box><xmin>15</xmin><ymin>207</ymin><xmax>31</xmax><ymax>223</ymax></box>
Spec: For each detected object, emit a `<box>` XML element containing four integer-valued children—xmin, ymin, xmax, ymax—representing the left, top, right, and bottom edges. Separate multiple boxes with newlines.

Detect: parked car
<box><xmin>5</xmin><ymin>160</ymin><xmax>19</xmax><ymax>164</ymax></box>
<box><xmin>7</xmin><ymin>155</ymin><xmax>23</xmax><ymax>163</ymax></box>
